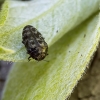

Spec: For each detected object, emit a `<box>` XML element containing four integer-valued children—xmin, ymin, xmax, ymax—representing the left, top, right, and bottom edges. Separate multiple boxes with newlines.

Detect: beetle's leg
<box><xmin>28</xmin><ymin>56</ymin><xmax>31</xmax><ymax>61</ymax></box>
<box><xmin>22</xmin><ymin>41</ymin><xmax>24</xmax><ymax>44</ymax></box>
<box><xmin>47</xmin><ymin>53</ymin><xmax>49</xmax><ymax>55</ymax></box>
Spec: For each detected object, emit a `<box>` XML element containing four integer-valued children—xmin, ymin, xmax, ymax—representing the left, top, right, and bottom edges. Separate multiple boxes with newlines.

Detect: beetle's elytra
<box><xmin>22</xmin><ymin>25</ymin><xmax>48</xmax><ymax>61</ymax></box>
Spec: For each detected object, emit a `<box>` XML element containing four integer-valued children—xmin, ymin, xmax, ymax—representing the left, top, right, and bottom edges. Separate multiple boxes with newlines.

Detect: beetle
<box><xmin>22</xmin><ymin>25</ymin><xmax>48</xmax><ymax>61</ymax></box>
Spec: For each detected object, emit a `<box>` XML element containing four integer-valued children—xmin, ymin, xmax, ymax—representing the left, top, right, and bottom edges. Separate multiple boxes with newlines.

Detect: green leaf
<box><xmin>0</xmin><ymin>0</ymin><xmax>99</xmax><ymax>61</ymax></box>
<box><xmin>2</xmin><ymin>13</ymin><xmax>100</xmax><ymax>100</ymax></box>
<box><xmin>0</xmin><ymin>1</ymin><xmax>9</xmax><ymax>27</ymax></box>
<box><xmin>1</xmin><ymin>0</ymin><xmax>100</xmax><ymax>100</ymax></box>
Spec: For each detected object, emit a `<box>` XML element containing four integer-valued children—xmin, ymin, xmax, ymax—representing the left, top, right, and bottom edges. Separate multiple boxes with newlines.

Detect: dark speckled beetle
<box><xmin>22</xmin><ymin>25</ymin><xmax>48</xmax><ymax>61</ymax></box>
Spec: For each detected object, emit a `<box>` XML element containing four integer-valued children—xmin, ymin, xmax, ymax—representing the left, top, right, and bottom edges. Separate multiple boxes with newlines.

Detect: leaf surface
<box><xmin>1</xmin><ymin>0</ymin><xmax>100</xmax><ymax>100</ymax></box>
